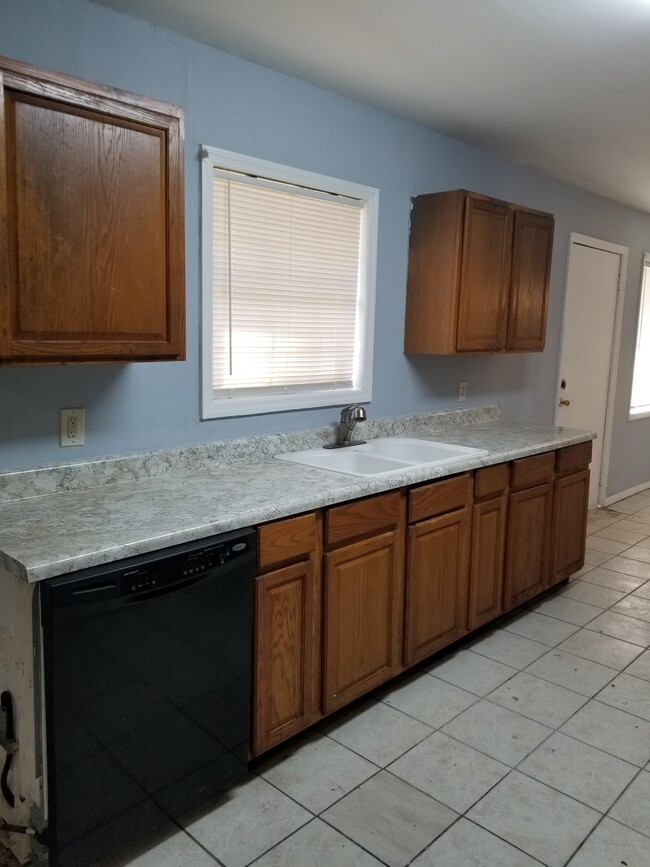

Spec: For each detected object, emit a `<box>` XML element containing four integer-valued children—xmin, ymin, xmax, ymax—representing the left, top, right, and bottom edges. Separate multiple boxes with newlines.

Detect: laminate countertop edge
<box><xmin>0</xmin><ymin>420</ymin><xmax>595</xmax><ymax>584</ymax></box>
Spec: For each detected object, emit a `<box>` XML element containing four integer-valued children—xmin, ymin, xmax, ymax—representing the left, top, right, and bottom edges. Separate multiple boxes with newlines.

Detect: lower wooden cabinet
<box><xmin>252</xmin><ymin>514</ymin><xmax>321</xmax><ymax>756</ymax></box>
<box><xmin>503</xmin><ymin>453</ymin><xmax>555</xmax><ymax>610</ymax></box>
<box><xmin>467</xmin><ymin>463</ymin><xmax>509</xmax><ymax>630</ymax></box>
<box><xmin>404</xmin><ymin>474</ymin><xmax>471</xmax><ymax>665</ymax></box>
<box><xmin>322</xmin><ymin>491</ymin><xmax>405</xmax><ymax>713</ymax></box>
<box><xmin>503</xmin><ymin>482</ymin><xmax>554</xmax><ymax>609</ymax></box>
<box><xmin>252</xmin><ymin>443</ymin><xmax>592</xmax><ymax>755</ymax></box>
<box><xmin>322</xmin><ymin>529</ymin><xmax>404</xmax><ymax>713</ymax></box>
<box><xmin>405</xmin><ymin>508</ymin><xmax>470</xmax><ymax>664</ymax></box>
<box><xmin>550</xmin><ymin>442</ymin><xmax>592</xmax><ymax>585</ymax></box>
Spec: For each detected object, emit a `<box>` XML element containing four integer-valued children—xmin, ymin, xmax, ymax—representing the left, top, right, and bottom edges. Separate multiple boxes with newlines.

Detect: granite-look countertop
<box><xmin>0</xmin><ymin>413</ymin><xmax>594</xmax><ymax>584</ymax></box>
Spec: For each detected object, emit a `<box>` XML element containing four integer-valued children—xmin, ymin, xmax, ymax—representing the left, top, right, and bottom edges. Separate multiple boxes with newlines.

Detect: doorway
<box><xmin>555</xmin><ymin>234</ymin><xmax>627</xmax><ymax>509</ymax></box>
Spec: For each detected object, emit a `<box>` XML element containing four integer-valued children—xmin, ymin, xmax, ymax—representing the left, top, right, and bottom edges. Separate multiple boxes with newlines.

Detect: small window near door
<box><xmin>200</xmin><ymin>146</ymin><xmax>378</xmax><ymax>420</ymax></box>
<box><xmin>630</xmin><ymin>254</ymin><xmax>650</xmax><ymax>420</ymax></box>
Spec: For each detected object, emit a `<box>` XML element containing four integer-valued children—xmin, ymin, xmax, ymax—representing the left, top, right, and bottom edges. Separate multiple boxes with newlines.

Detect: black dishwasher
<box><xmin>40</xmin><ymin>528</ymin><xmax>256</xmax><ymax>867</ymax></box>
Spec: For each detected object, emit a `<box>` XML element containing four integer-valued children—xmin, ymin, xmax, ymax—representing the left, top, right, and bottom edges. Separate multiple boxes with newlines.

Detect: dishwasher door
<box><xmin>40</xmin><ymin>528</ymin><xmax>256</xmax><ymax>867</ymax></box>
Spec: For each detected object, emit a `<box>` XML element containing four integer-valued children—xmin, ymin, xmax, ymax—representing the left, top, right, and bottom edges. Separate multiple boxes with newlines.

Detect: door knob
<box><xmin>559</xmin><ymin>399</ymin><xmax>571</xmax><ymax>407</ymax></box>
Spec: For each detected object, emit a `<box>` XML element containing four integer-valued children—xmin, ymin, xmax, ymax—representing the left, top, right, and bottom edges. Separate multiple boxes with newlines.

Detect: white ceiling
<box><xmin>95</xmin><ymin>0</ymin><xmax>650</xmax><ymax>212</ymax></box>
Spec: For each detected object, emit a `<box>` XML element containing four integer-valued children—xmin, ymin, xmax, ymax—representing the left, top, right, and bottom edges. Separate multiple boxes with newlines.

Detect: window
<box><xmin>630</xmin><ymin>254</ymin><xmax>650</xmax><ymax>419</ymax></box>
<box><xmin>201</xmin><ymin>147</ymin><xmax>378</xmax><ymax>419</ymax></box>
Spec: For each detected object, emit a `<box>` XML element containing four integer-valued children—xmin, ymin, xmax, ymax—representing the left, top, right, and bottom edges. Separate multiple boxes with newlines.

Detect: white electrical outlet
<box><xmin>60</xmin><ymin>408</ymin><xmax>85</xmax><ymax>446</ymax></box>
<box><xmin>458</xmin><ymin>381</ymin><xmax>467</xmax><ymax>402</ymax></box>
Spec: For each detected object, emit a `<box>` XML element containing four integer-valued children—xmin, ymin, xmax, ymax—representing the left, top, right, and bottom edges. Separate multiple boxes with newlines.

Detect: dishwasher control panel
<box><xmin>42</xmin><ymin>528</ymin><xmax>256</xmax><ymax>607</ymax></box>
<box><xmin>121</xmin><ymin>536</ymin><xmax>253</xmax><ymax>596</ymax></box>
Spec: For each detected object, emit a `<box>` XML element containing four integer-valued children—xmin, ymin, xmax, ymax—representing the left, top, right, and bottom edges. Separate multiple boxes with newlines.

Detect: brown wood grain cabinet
<box><xmin>404</xmin><ymin>190</ymin><xmax>553</xmax><ymax>355</ymax></box>
<box><xmin>0</xmin><ymin>56</ymin><xmax>185</xmax><ymax>364</ymax></box>
<box><xmin>503</xmin><ymin>453</ymin><xmax>555</xmax><ymax>610</ymax></box>
<box><xmin>467</xmin><ymin>464</ymin><xmax>509</xmax><ymax>631</ymax></box>
<box><xmin>252</xmin><ymin>513</ymin><xmax>321</xmax><ymax>756</ymax></box>
<box><xmin>550</xmin><ymin>441</ymin><xmax>592</xmax><ymax>585</ymax></box>
<box><xmin>251</xmin><ymin>443</ymin><xmax>592</xmax><ymax>755</ymax></box>
<box><xmin>404</xmin><ymin>475</ymin><xmax>471</xmax><ymax>664</ymax></box>
<box><xmin>322</xmin><ymin>491</ymin><xmax>405</xmax><ymax>713</ymax></box>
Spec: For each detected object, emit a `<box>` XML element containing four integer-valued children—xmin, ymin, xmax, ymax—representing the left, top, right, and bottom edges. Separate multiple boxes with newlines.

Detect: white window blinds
<box><xmin>630</xmin><ymin>256</ymin><xmax>650</xmax><ymax>416</ymax></box>
<box><xmin>211</xmin><ymin>172</ymin><xmax>362</xmax><ymax>395</ymax></box>
<box><xmin>201</xmin><ymin>148</ymin><xmax>377</xmax><ymax>420</ymax></box>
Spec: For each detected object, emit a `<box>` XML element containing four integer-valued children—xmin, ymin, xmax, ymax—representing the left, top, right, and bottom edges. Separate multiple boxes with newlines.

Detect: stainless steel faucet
<box><xmin>324</xmin><ymin>404</ymin><xmax>367</xmax><ymax>448</ymax></box>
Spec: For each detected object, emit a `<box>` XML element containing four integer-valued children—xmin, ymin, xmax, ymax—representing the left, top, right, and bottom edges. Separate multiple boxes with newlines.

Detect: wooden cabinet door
<box><xmin>252</xmin><ymin>559</ymin><xmax>320</xmax><ymax>755</ymax></box>
<box><xmin>456</xmin><ymin>196</ymin><xmax>513</xmax><ymax>352</ymax></box>
<box><xmin>503</xmin><ymin>483</ymin><xmax>553</xmax><ymax>610</ymax></box>
<box><xmin>551</xmin><ymin>469</ymin><xmax>590</xmax><ymax>586</ymax></box>
<box><xmin>506</xmin><ymin>211</ymin><xmax>554</xmax><ymax>351</ymax></box>
<box><xmin>0</xmin><ymin>58</ymin><xmax>185</xmax><ymax>363</ymax></box>
<box><xmin>323</xmin><ymin>530</ymin><xmax>404</xmax><ymax>714</ymax></box>
<box><xmin>404</xmin><ymin>508</ymin><xmax>470</xmax><ymax>665</ymax></box>
<box><xmin>468</xmin><ymin>494</ymin><xmax>507</xmax><ymax>631</ymax></box>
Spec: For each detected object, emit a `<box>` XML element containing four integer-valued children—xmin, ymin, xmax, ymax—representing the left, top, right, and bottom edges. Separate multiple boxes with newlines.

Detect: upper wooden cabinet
<box><xmin>0</xmin><ymin>56</ymin><xmax>185</xmax><ymax>364</ymax></box>
<box><xmin>404</xmin><ymin>190</ymin><xmax>554</xmax><ymax>355</ymax></box>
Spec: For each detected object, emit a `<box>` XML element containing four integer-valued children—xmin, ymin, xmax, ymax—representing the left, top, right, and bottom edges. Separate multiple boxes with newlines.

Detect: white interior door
<box><xmin>555</xmin><ymin>236</ymin><xmax>627</xmax><ymax>509</ymax></box>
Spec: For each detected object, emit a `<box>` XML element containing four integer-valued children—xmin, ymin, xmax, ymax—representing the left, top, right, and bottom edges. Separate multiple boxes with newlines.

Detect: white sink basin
<box><xmin>275</xmin><ymin>437</ymin><xmax>488</xmax><ymax>478</ymax></box>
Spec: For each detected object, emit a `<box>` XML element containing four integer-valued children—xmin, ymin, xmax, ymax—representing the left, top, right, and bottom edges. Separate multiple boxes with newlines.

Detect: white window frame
<box><xmin>200</xmin><ymin>146</ymin><xmax>378</xmax><ymax>420</ymax></box>
<box><xmin>629</xmin><ymin>253</ymin><xmax>650</xmax><ymax>420</ymax></box>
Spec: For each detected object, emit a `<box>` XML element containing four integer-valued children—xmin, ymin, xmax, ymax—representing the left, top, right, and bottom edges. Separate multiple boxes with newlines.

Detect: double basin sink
<box><xmin>275</xmin><ymin>437</ymin><xmax>488</xmax><ymax>478</ymax></box>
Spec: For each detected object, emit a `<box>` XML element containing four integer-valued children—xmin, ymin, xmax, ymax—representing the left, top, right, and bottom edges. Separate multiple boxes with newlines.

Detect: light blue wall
<box><xmin>0</xmin><ymin>0</ymin><xmax>648</xmax><ymax>497</ymax></box>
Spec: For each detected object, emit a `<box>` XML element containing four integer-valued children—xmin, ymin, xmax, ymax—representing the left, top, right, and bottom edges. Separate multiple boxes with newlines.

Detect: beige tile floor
<box><xmin>3</xmin><ymin>489</ymin><xmax>650</xmax><ymax>866</ymax></box>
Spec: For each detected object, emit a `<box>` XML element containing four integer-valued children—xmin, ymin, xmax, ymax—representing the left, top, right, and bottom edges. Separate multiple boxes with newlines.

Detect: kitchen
<box><xmin>1</xmin><ymin>1</ymin><xmax>650</xmax><ymax>865</ymax></box>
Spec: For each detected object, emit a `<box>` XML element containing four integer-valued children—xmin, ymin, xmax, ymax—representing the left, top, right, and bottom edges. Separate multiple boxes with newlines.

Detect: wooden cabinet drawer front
<box><xmin>474</xmin><ymin>463</ymin><xmax>510</xmax><ymax>499</ymax></box>
<box><xmin>409</xmin><ymin>473</ymin><xmax>471</xmax><ymax>524</ymax></box>
<box><xmin>326</xmin><ymin>491</ymin><xmax>402</xmax><ymax>547</ymax></box>
<box><xmin>511</xmin><ymin>452</ymin><xmax>555</xmax><ymax>491</ymax></box>
<box><xmin>556</xmin><ymin>441</ymin><xmax>593</xmax><ymax>476</ymax></box>
<box><xmin>258</xmin><ymin>513</ymin><xmax>319</xmax><ymax>570</ymax></box>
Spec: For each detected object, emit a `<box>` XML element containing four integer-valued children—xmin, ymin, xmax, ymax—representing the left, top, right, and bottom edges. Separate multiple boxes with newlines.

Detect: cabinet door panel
<box><xmin>468</xmin><ymin>495</ymin><xmax>507</xmax><ymax>631</ymax></box>
<box><xmin>253</xmin><ymin>559</ymin><xmax>320</xmax><ymax>755</ymax></box>
<box><xmin>503</xmin><ymin>483</ymin><xmax>553</xmax><ymax>609</ymax></box>
<box><xmin>506</xmin><ymin>211</ymin><xmax>553</xmax><ymax>351</ymax></box>
<box><xmin>0</xmin><ymin>59</ymin><xmax>185</xmax><ymax>362</ymax></box>
<box><xmin>323</xmin><ymin>530</ymin><xmax>403</xmax><ymax>713</ymax></box>
<box><xmin>405</xmin><ymin>508</ymin><xmax>470</xmax><ymax>665</ymax></box>
<box><xmin>551</xmin><ymin>469</ymin><xmax>590</xmax><ymax>585</ymax></box>
<box><xmin>456</xmin><ymin>197</ymin><xmax>513</xmax><ymax>351</ymax></box>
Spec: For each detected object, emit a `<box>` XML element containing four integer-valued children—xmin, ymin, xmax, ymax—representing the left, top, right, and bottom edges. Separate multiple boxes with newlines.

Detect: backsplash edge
<box><xmin>0</xmin><ymin>404</ymin><xmax>500</xmax><ymax>503</ymax></box>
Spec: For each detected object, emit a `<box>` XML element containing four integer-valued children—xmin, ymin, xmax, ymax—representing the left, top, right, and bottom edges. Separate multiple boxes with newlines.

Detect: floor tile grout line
<box><xmin>510</xmin><ymin>736</ymin><xmax>640</xmax><ymax>814</ymax></box>
<box><xmin>606</xmin><ymin>801</ymin><xmax>650</xmax><ymax>843</ymax></box>
<box><xmin>591</xmin><ymin>691</ymin><xmax>650</xmax><ymax>727</ymax></box>
<box><xmin>459</xmin><ymin>816</ymin><xmax>548</xmax><ymax>866</ymax></box>
<box><xmin>500</xmin><ymin>610</ymin><xmax>583</xmax><ymax>645</ymax></box>
<box><xmin>551</xmin><ymin>715</ymin><xmax>650</xmax><ymax>769</ymax></box>
<box><xmin>402</xmin><ymin>811</ymin><xmax>549</xmax><ymax>867</ymax></box>
<box><xmin>458</xmin><ymin>761</ymin><xmax>598</xmax><ymax>867</ymax></box>
<box><xmin>523</xmin><ymin>638</ymin><xmax>641</xmax><ymax>679</ymax></box>
<box><xmin>601</xmin><ymin>769</ymin><xmax>650</xmax><ymax>838</ymax></box>
<box><xmin>582</xmin><ymin>622</ymin><xmax>650</xmax><ymax>648</ymax></box>
<box><xmin>550</xmin><ymin>634</ymin><xmax>645</xmax><ymax>669</ymax></box>
<box><xmin>322</xmin><ymin>711</ymin><xmax>436</xmax><ymax>768</ymax></box>
<box><xmin>559</xmin><ymin>812</ymin><xmax>609</xmax><ymax>867</ymax></box>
